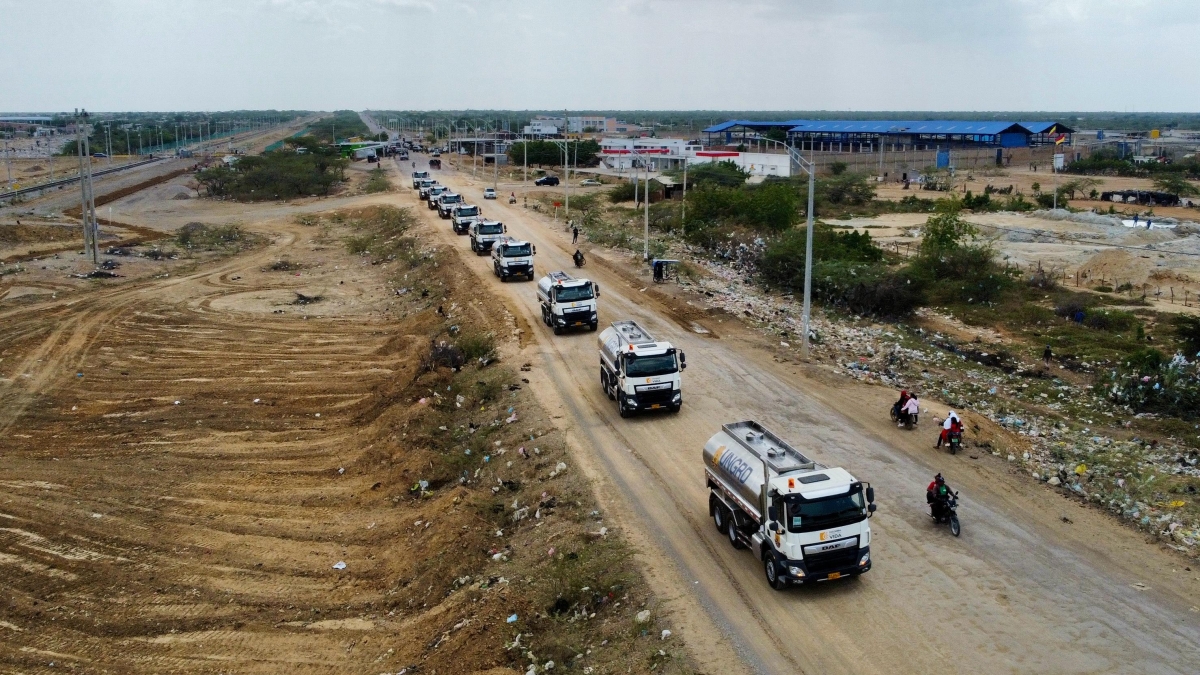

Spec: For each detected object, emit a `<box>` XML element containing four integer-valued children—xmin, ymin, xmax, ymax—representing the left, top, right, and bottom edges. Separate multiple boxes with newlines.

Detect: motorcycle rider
<box><xmin>926</xmin><ymin>473</ymin><xmax>955</xmax><ymax>519</ymax></box>
<box><xmin>892</xmin><ymin>390</ymin><xmax>910</xmax><ymax>422</ymax></box>
<box><xmin>573</xmin><ymin>249</ymin><xmax>585</xmax><ymax>267</ymax></box>
<box><xmin>899</xmin><ymin>393</ymin><xmax>920</xmax><ymax>428</ymax></box>
<box><xmin>937</xmin><ymin>411</ymin><xmax>963</xmax><ymax>448</ymax></box>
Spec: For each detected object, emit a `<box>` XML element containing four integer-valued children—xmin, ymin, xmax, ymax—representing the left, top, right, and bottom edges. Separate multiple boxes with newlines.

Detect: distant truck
<box><xmin>490</xmin><ymin>236</ymin><xmax>536</xmax><ymax>281</ymax></box>
<box><xmin>536</xmin><ymin>271</ymin><xmax>599</xmax><ymax>334</ymax></box>
<box><xmin>426</xmin><ymin>185</ymin><xmax>447</xmax><ymax>209</ymax></box>
<box><xmin>705</xmin><ymin>420</ymin><xmax>875</xmax><ymax>590</ymax></box>
<box><xmin>598</xmin><ymin>320</ymin><xmax>684</xmax><ymax>417</ymax></box>
<box><xmin>452</xmin><ymin>204</ymin><xmax>481</xmax><ymax>234</ymax></box>
<box><xmin>417</xmin><ymin>179</ymin><xmax>438</xmax><ymax>198</ymax></box>
<box><xmin>436</xmin><ymin>192</ymin><xmax>463</xmax><ymax>218</ymax></box>
<box><xmin>469</xmin><ymin>219</ymin><xmax>505</xmax><ymax>254</ymax></box>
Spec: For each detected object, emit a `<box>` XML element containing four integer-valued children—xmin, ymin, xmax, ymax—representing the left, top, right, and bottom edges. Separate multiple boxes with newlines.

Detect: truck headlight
<box><xmin>788</xmin><ymin>566</ymin><xmax>805</xmax><ymax>578</ymax></box>
<box><xmin>672</xmin><ymin>392</ymin><xmax>681</xmax><ymax>402</ymax></box>
<box><xmin>858</xmin><ymin>552</ymin><xmax>870</xmax><ymax>566</ymax></box>
<box><xmin>626</xmin><ymin>397</ymin><xmax>638</xmax><ymax>408</ymax></box>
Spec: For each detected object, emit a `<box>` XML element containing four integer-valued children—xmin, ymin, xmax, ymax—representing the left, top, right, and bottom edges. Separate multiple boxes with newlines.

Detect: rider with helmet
<box><xmin>573</xmin><ymin>249</ymin><xmax>585</xmax><ymax>267</ymax></box>
<box><xmin>926</xmin><ymin>473</ymin><xmax>955</xmax><ymax>518</ymax></box>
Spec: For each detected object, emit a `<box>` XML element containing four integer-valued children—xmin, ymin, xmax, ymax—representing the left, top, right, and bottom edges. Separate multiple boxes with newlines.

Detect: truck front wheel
<box><xmin>764</xmin><ymin>554</ymin><xmax>787</xmax><ymax>591</ymax></box>
<box><xmin>618</xmin><ymin>397</ymin><xmax>631</xmax><ymax>419</ymax></box>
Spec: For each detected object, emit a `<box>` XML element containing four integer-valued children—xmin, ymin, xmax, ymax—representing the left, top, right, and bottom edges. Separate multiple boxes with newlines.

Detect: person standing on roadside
<box><xmin>572</xmin><ymin>223</ymin><xmax>579</xmax><ymax>244</ymax></box>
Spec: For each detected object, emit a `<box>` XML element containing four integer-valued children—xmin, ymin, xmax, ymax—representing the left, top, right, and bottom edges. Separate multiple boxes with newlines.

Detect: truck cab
<box><xmin>452</xmin><ymin>204</ymin><xmax>481</xmax><ymax>234</ymax></box>
<box><xmin>704</xmin><ymin>421</ymin><xmax>876</xmax><ymax>590</ymax></box>
<box><xmin>411</xmin><ymin>170</ymin><xmax>430</xmax><ymax>189</ymax></box>
<box><xmin>426</xmin><ymin>185</ymin><xmax>447</xmax><ymax>209</ymax></box>
<box><xmin>469</xmin><ymin>220</ymin><xmax>506</xmax><ymax>254</ymax></box>
<box><xmin>436</xmin><ymin>192</ymin><xmax>462</xmax><ymax>218</ymax></box>
<box><xmin>598</xmin><ymin>320</ymin><xmax>684</xmax><ymax>417</ymax></box>
<box><xmin>491</xmin><ymin>236</ymin><xmax>536</xmax><ymax>281</ymax></box>
<box><xmin>537</xmin><ymin>271</ymin><xmax>599</xmax><ymax>334</ymax></box>
<box><xmin>417</xmin><ymin>179</ymin><xmax>438</xmax><ymax>199</ymax></box>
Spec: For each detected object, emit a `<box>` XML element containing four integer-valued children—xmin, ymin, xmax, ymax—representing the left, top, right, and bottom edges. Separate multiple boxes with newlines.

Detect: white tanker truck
<box><xmin>705</xmin><ymin>420</ymin><xmax>876</xmax><ymax>590</ymax></box>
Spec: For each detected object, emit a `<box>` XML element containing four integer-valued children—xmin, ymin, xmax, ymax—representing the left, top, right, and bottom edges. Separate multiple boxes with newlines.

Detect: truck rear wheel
<box><xmin>712</xmin><ymin>500</ymin><xmax>726</xmax><ymax>533</ymax></box>
<box><xmin>727</xmin><ymin>516</ymin><xmax>746</xmax><ymax>550</ymax></box>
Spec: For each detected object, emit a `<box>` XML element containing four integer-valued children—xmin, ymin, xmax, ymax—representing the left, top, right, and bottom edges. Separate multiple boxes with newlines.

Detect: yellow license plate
<box><xmin>827</xmin><ymin>572</ymin><xmax>842</xmax><ymax>580</ymax></box>
<box><xmin>573</xmin><ymin>322</ymin><xmax>583</xmax><ymax>326</ymax></box>
<box><xmin>649</xmin><ymin>404</ymin><xmax>661</xmax><ymax>409</ymax></box>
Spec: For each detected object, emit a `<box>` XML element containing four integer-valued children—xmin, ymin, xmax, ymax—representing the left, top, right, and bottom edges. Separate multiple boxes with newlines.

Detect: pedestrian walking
<box><xmin>1043</xmin><ymin>344</ymin><xmax>1053</xmax><ymax>367</ymax></box>
<box><xmin>571</xmin><ymin>223</ymin><xmax>579</xmax><ymax>244</ymax></box>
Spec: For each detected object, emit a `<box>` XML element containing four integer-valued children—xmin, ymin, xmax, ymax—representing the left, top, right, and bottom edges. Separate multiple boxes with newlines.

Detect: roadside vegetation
<box><xmin>507</xmin><ymin>139</ymin><xmax>601</xmax><ymax>168</ymax></box>
<box><xmin>1067</xmin><ymin>148</ymin><xmax>1200</xmax><ymax>182</ymax></box>
<box><xmin>365</xmin><ymin>165</ymin><xmax>392</xmax><ymax>193</ymax></box>
<box><xmin>195</xmin><ymin>144</ymin><xmax>348</xmax><ymax>200</ymax></box>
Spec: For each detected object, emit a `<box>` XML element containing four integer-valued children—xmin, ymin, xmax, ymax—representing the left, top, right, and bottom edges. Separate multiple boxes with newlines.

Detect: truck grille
<box><xmin>803</xmin><ymin>537</ymin><xmax>860</xmax><ymax>575</ymax></box>
<box><xmin>634</xmin><ymin>386</ymin><xmax>675</xmax><ymax>406</ymax></box>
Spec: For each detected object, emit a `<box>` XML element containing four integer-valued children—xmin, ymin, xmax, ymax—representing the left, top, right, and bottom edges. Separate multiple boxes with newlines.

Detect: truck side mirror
<box><xmin>532</xmin><ymin>245</ymin><xmax>537</xmax><ymax>254</ymax></box>
<box><xmin>768</xmin><ymin>522</ymin><xmax>779</xmax><ymax>532</ymax></box>
<box><xmin>503</xmin><ymin>225</ymin><xmax>507</xmax><ymax>233</ymax></box>
<box><xmin>767</xmin><ymin>505</ymin><xmax>777</xmax><ymax>522</ymax></box>
<box><xmin>593</xmin><ymin>283</ymin><xmax>600</xmax><ymax>297</ymax></box>
<box><xmin>680</xmin><ymin>352</ymin><xmax>687</xmax><ymax>369</ymax></box>
<box><xmin>868</xmin><ymin>503</ymin><xmax>877</xmax><ymax>514</ymax></box>
<box><xmin>866</xmin><ymin>486</ymin><xmax>875</xmax><ymax>503</ymax></box>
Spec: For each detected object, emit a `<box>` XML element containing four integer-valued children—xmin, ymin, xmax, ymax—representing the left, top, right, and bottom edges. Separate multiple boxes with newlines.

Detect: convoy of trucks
<box><xmin>537</xmin><ymin>271</ymin><xmax>599</xmax><ymax>334</ymax></box>
<box><xmin>409</xmin><ymin>155</ymin><xmax>881</xmax><ymax>591</ymax></box>
<box><xmin>598</xmin><ymin>320</ymin><xmax>685</xmax><ymax>416</ymax></box>
<box><xmin>705</xmin><ymin>421</ymin><xmax>875</xmax><ymax>589</ymax></box>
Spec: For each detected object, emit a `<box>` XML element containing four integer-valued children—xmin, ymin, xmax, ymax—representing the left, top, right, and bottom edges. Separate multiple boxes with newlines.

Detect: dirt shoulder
<box><xmin>0</xmin><ymin>194</ymin><xmax>692</xmax><ymax>671</ymax></box>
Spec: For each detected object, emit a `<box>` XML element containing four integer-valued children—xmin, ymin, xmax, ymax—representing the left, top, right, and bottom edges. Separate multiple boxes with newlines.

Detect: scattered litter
<box><xmin>337</xmin><ymin>467</ymin><xmax>345</xmax><ymax>475</ymax></box>
<box><xmin>332</xmin><ymin>561</ymin><xmax>347</xmax><ymax>570</ymax></box>
<box><xmin>506</xmin><ymin>614</ymin><xmax>518</xmax><ymax>623</ymax></box>
<box><xmin>635</xmin><ymin>610</ymin><xmax>651</xmax><ymax>623</ymax></box>
<box><xmin>661</xmin><ymin>629</ymin><xmax>672</xmax><ymax>640</ymax></box>
<box><xmin>1131</xmin><ymin>582</ymin><xmax>1149</xmax><ymax>591</ymax></box>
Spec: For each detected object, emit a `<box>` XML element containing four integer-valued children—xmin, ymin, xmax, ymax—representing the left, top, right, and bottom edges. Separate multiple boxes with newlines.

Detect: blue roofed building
<box><xmin>702</xmin><ymin>119</ymin><xmax>1044</xmax><ymax>150</ymax></box>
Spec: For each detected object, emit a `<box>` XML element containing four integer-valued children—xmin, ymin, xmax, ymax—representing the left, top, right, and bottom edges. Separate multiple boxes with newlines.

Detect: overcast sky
<box><xmin>2</xmin><ymin>0</ymin><xmax>1197</xmax><ymax>113</ymax></box>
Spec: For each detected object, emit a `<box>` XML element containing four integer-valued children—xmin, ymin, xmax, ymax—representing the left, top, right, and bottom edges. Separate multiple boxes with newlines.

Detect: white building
<box><xmin>690</xmin><ymin>150</ymin><xmax>792</xmax><ymax>178</ymax></box>
<box><xmin>522</xmin><ymin>120</ymin><xmax>560</xmax><ymax>137</ymax></box>
<box><xmin>599</xmin><ymin>138</ymin><xmax>703</xmax><ymax>171</ymax></box>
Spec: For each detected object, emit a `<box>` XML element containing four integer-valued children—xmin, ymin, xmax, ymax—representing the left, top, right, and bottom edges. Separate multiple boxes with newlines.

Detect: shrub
<box><xmin>1102</xmin><ymin>348</ymin><xmax>1200</xmax><ymax>418</ymax></box>
<box><xmin>686</xmin><ymin>182</ymin><xmax>798</xmax><ymax>234</ymax></box>
<box><xmin>176</xmin><ymin>222</ymin><xmax>252</xmax><ymax>250</ymax></box>
<box><xmin>364</xmin><ymin>166</ymin><xmax>391</xmax><ymax>193</ymax></box>
<box><xmin>1084</xmin><ymin>309</ymin><xmax>1140</xmax><ymax>333</ymax></box>
<box><xmin>456</xmin><ymin>332</ymin><xmax>497</xmax><ymax>362</ymax></box>
<box><xmin>607</xmin><ymin>181</ymin><xmax>637</xmax><ymax>203</ymax></box>
<box><xmin>1173</xmin><ymin>315</ymin><xmax>1200</xmax><ymax>356</ymax></box>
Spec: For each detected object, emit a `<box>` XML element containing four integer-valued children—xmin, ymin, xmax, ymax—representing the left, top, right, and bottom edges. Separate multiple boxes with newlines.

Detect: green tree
<box><xmin>1152</xmin><ymin>173</ymin><xmax>1200</xmax><ymax>197</ymax></box>
<box><xmin>920</xmin><ymin>204</ymin><xmax>978</xmax><ymax>256</ymax></box>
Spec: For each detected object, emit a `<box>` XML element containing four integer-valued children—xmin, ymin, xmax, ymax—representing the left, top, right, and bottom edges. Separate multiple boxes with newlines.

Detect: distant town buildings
<box><xmin>522</xmin><ymin>115</ymin><xmax>645</xmax><ymax>137</ymax></box>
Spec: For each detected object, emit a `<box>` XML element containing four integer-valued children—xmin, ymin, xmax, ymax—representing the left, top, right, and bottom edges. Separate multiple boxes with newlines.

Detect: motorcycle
<box><xmin>508</xmin><ymin>195</ymin><xmax>517</xmax><ymax>204</ymax></box>
<box><xmin>890</xmin><ymin>402</ymin><xmax>916</xmax><ymax>430</ymax></box>
<box><xmin>931</xmin><ymin>492</ymin><xmax>961</xmax><ymax>536</ymax></box>
<box><xmin>573</xmin><ymin>253</ymin><xmax>586</xmax><ymax>268</ymax></box>
<box><xmin>947</xmin><ymin>429</ymin><xmax>962</xmax><ymax>455</ymax></box>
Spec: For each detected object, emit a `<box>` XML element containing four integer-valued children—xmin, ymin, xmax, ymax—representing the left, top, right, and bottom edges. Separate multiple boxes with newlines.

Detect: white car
<box><xmin>483</xmin><ymin>187</ymin><xmax>497</xmax><ymax>200</ymax></box>
<box><xmin>580</xmin><ymin>179</ymin><xmax>602</xmax><ymax>186</ymax></box>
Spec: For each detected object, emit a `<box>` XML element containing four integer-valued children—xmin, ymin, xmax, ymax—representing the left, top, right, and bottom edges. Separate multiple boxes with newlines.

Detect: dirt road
<box><xmin>398</xmin><ymin>158</ymin><xmax>1200</xmax><ymax>674</ymax></box>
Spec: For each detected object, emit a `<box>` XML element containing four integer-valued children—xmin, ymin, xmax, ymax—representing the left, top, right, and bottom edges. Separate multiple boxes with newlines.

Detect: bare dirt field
<box><xmin>0</xmin><ymin>178</ymin><xmax>690</xmax><ymax>673</ymax></box>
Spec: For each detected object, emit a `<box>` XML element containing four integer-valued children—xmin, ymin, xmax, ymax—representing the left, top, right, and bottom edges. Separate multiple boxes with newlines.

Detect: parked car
<box><xmin>483</xmin><ymin>187</ymin><xmax>497</xmax><ymax>199</ymax></box>
<box><xmin>431</xmin><ymin>150</ymin><xmax>442</xmax><ymax>157</ymax></box>
<box><xmin>535</xmin><ymin>175</ymin><xmax>560</xmax><ymax>186</ymax></box>
<box><xmin>580</xmin><ymin>179</ymin><xmax>602</xmax><ymax>186</ymax></box>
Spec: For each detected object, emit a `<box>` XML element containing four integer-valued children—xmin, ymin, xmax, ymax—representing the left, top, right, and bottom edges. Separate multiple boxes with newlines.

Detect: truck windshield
<box><xmin>502</xmin><ymin>244</ymin><xmax>532</xmax><ymax>257</ymax></box>
<box><xmin>784</xmin><ymin>490</ymin><xmax>866</xmax><ymax>533</ymax></box>
<box><xmin>555</xmin><ymin>285</ymin><xmax>594</xmax><ymax>302</ymax></box>
<box><xmin>624</xmin><ymin>353</ymin><xmax>677</xmax><ymax>377</ymax></box>
<box><xmin>457</xmin><ymin>206</ymin><xmax>479</xmax><ymax>217</ymax></box>
<box><xmin>442</xmin><ymin>194</ymin><xmax>460</xmax><ymax>203</ymax></box>
<box><xmin>478</xmin><ymin>223</ymin><xmax>503</xmax><ymax>235</ymax></box>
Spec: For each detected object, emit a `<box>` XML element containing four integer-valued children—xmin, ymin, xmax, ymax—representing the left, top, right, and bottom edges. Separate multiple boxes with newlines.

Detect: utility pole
<box><xmin>681</xmin><ymin>158</ymin><xmax>688</xmax><ymax>235</ymax></box>
<box><xmin>492</xmin><ymin>121</ymin><xmax>499</xmax><ymax>191</ymax></box>
<box><xmin>105</xmin><ymin>124</ymin><xmax>112</xmax><ymax>166</ymax></box>
<box><xmin>75</xmin><ymin>109</ymin><xmax>100</xmax><ymax>264</ymax></box>
<box><xmin>4</xmin><ymin>136</ymin><xmax>12</xmax><ymax>192</ymax></box>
